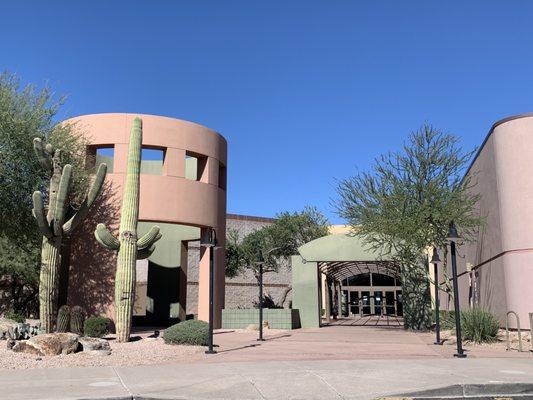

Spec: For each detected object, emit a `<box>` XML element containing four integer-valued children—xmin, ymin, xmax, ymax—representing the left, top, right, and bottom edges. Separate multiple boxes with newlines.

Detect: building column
<box><xmin>197</xmin><ymin>227</ymin><xmax>225</xmax><ymax>328</ymax></box>
<box><xmin>337</xmin><ymin>281</ymin><xmax>342</xmax><ymax>318</ymax></box>
<box><xmin>292</xmin><ymin>256</ymin><xmax>320</xmax><ymax>328</ymax></box>
<box><xmin>324</xmin><ymin>275</ymin><xmax>331</xmax><ymax>322</ymax></box>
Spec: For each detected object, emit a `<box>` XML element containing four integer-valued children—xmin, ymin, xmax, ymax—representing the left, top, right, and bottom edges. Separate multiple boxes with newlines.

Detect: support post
<box><xmin>450</xmin><ymin>239</ymin><xmax>466</xmax><ymax>358</ymax></box>
<box><xmin>434</xmin><ymin>260</ymin><xmax>443</xmax><ymax>345</ymax></box>
<box><xmin>257</xmin><ymin>262</ymin><xmax>264</xmax><ymax>341</ymax></box>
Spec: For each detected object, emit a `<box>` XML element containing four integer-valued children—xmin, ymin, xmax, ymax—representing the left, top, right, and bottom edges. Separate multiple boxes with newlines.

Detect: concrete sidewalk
<box><xmin>2</xmin><ymin>357</ymin><xmax>533</xmax><ymax>400</ymax></box>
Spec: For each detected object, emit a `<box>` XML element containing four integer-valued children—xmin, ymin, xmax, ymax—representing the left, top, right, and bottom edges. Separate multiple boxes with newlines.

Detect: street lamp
<box><xmin>200</xmin><ymin>227</ymin><xmax>217</xmax><ymax>354</ymax></box>
<box><xmin>256</xmin><ymin>250</ymin><xmax>265</xmax><ymax>341</ymax></box>
<box><xmin>447</xmin><ymin>221</ymin><xmax>466</xmax><ymax>358</ymax></box>
<box><xmin>430</xmin><ymin>247</ymin><xmax>443</xmax><ymax>345</ymax></box>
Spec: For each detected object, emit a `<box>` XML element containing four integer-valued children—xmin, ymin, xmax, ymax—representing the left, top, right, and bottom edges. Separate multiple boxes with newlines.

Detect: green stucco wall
<box><xmin>137</xmin><ymin>222</ymin><xmax>199</xmax><ymax>267</ymax></box>
<box><xmin>291</xmin><ymin>256</ymin><xmax>320</xmax><ymax>328</ymax></box>
<box><xmin>222</xmin><ymin>309</ymin><xmax>300</xmax><ymax>329</ymax></box>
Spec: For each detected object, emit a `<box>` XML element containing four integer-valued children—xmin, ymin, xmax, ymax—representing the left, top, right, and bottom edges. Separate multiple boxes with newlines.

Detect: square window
<box><xmin>141</xmin><ymin>147</ymin><xmax>165</xmax><ymax>175</ymax></box>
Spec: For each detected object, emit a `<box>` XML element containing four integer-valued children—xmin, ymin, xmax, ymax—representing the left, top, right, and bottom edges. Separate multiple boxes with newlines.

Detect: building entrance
<box><xmin>342</xmin><ymin>273</ymin><xmax>402</xmax><ymax>317</ymax></box>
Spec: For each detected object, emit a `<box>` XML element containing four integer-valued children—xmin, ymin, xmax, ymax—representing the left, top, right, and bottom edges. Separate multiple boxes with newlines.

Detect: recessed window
<box><xmin>185</xmin><ymin>151</ymin><xmax>208</xmax><ymax>181</ymax></box>
<box><xmin>87</xmin><ymin>146</ymin><xmax>115</xmax><ymax>173</ymax></box>
<box><xmin>218</xmin><ymin>163</ymin><xmax>227</xmax><ymax>190</ymax></box>
<box><xmin>141</xmin><ymin>147</ymin><xmax>165</xmax><ymax>175</ymax></box>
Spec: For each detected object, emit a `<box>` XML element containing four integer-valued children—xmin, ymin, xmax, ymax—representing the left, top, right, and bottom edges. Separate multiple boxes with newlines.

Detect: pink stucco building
<box><xmin>64</xmin><ymin>113</ymin><xmax>227</xmax><ymax>327</ymax></box>
<box><xmin>441</xmin><ymin>114</ymin><xmax>533</xmax><ymax>329</ymax></box>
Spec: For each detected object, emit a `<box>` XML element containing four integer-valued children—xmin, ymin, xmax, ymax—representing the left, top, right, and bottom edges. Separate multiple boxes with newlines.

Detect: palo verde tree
<box><xmin>336</xmin><ymin>124</ymin><xmax>482</xmax><ymax>330</ymax></box>
<box><xmin>226</xmin><ymin>207</ymin><xmax>329</xmax><ymax>307</ymax></box>
<box><xmin>0</xmin><ymin>72</ymin><xmax>92</xmax><ymax>317</ymax></box>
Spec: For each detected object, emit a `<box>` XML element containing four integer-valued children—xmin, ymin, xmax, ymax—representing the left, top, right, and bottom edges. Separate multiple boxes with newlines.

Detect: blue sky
<box><xmin>2</xmin><ymin>1</ymin><xmax>533</xmax><ymax>223</ymax></box>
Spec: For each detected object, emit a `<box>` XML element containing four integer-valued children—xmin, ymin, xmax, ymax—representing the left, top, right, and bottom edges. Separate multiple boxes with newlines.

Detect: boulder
<box><xmin>12</xmin><ymin>340</ymin><xmax>42</xmax><ymax>355</ymax></box>
<box><xmin>79</xmin><ymin>337</ymin><xmax>111</xmax><ymax>352</ymax></box>
<box><xmin>11</xmin><ymin>333</ymin><xmax>80</xmax><ymax>356</ymax></box>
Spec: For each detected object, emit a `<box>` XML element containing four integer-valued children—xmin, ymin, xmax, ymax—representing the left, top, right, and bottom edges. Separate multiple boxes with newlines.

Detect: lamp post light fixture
<box><xmin>431</xmin><ymin>247</ymin><xmax>444</xmax><ymax>345</ymax></box>
<box><xmin>447</xmin><ymin>221</ymin><xmax>466</xmax><ymax>358</ymax></box>
<box><xmin>200</xmin><ymin>228</ymin><xmax>217</xmax><ymax>354</ymax></box>
<box><xmin>256</xmin><ymin>250</ymin><xmax>265</xmax><ymax>341</ymax></box>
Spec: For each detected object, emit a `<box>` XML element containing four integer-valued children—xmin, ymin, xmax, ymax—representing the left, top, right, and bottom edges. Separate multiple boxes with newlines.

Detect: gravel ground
<box><xmin>0</xmin><ymin>335</ymin><xmax>206</xmax><ymax>370</ymax></box>
<box><xmin>440</xmin><ymin>328</ymin><xmax>532</xmax><ymax>351</ymax></box>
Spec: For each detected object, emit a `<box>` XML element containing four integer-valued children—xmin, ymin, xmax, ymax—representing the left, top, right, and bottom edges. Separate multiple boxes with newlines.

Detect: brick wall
<box><xmin>185</xmin><ymin>214</ymin><xmax>292</xmax><ymax>315</ymax></box>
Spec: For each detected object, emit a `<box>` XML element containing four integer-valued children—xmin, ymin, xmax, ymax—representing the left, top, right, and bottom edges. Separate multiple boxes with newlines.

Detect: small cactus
<box><xmin>56</xmin><ymin>305</ymin><xmax>70</xmax><ymax>332</ymax></box>
<box><xmin>70</xmin><ymin>306</ymin><xmax>85</xmax><ymax>335</ymax></box>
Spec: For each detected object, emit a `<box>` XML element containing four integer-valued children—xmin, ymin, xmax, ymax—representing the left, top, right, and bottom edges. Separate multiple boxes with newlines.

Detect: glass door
<box><xmin>374</xmin><ymin>291</ymin><xmax>383</xmax><ymax>315</ymax></box>
<box><xmin>361</xmin><ymin>291</ymin><xmax>371</xmax><ymax>315</ymax></box>
<box><xmin>349</xmin><ymin>291</ymin><xmax>359</xmax><ymax>316</ymax></box>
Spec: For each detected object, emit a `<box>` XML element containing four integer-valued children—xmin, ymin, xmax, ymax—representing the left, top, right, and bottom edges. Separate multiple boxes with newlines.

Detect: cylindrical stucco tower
<box><xmin>64</xmin><ymin>113</ymin><xmax>227</xmax><ymax>328</ymax></box>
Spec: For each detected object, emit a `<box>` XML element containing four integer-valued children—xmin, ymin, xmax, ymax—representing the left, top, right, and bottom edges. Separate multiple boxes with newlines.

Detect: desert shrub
<box><xmin>84</xmin><ymin>316</ymin><xmax>112</xmax><ymax>338</ymax></box>
<box><xmin>461</xmin><ymin>308</ymin><xmax>499</xmax><ymax>343</ymax></box>
<box><xmin>163</xmin><ymin>320</ymin><xmax>208</xmax><ymax>346</ymax></box>
<box><xmin>4</xmin><ymin>310</ymin><xmax>25</xmax><ymax>323</ymax></box>
<box><xmin>433</xmin><ymin>310</ymin><xmax>456</xmax><ymax>330</ymax></box>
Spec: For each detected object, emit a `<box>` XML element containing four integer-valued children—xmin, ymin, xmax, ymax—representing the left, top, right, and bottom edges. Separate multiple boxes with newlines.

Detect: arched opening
<box><xmin>341</xmin><ymin>272</ymin><xmax>402</xmax><ymax>317</ymax></box>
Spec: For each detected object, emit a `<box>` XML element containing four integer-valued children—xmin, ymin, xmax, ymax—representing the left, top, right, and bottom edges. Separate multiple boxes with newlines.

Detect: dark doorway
<box><xmin>137</xmin><ymin>261</ymin><xmax>180</xmax><ymax>326</ymax></box>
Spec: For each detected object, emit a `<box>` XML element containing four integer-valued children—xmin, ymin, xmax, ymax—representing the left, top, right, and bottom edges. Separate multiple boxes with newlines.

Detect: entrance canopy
<box><xmin>298</xmin><ymin>234</ymin><xmax>400</xmax><ymax>280</ymax></box>
<box><xmin>292</xmin><ymin>234</ymin><xmax>400</xmax><ymax>328</ymax></box>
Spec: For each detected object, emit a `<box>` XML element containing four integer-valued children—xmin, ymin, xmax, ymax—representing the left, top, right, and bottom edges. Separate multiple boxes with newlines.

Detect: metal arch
<box><xmin>318</xmin><ymin>260</ymin><xmax>401</xmax><ymax>281</ymax></box>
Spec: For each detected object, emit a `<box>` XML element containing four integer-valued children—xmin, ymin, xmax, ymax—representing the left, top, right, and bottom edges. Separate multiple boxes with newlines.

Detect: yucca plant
<box><xmin>461</xmin><ymin>307</ymin><xmax>499</xmax><ymax>343</ymax></box>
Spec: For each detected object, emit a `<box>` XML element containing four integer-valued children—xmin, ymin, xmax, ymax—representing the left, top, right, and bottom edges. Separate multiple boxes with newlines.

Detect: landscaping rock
<box><xmin>79</xmin><ymin>337</ymin><xmax>110</xmax><ymax>352</ymax></box>
<box><xmin>11</xmin><ymin>333</ymin><xmax>80</xmax><ymax>356</ymax></box>
<box><xmin>6</xmin><ymin>339</ymin><xmax>15</xmax><ymax>350</ymax></box>
<box><xmin>0</xmin><ymin>318</ymin><xmax>17</xmax><ymax>339</ymax></box>
<box><xmin>86</xmin><ymin>349</ymin><xmax>111</xmax><ymax>356</ymax></box>
<box><xmin>12</xmin><ymin>340</ymin><xmax>43</xmax><ymax>355</ymax></box>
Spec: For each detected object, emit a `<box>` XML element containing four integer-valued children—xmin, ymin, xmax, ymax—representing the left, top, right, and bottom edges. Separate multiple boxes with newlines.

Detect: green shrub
<box><xmin>439</xmin><ymin>310</ymin><xmax>456</xmax><ymax>330</ymax></box>
<box><xmin>461</xmin><ymin>308</ymin><xmax>499</xmax><ymax>343</ymax></box>
<box><xmin>84</xmin><ymin>316</ymin><xmax>112</xmax><ymax>338</ymax></box>
<box><xmin>4</xmin><ymin>310</ymin><xmax>25</xmax><ymax>323</ymax></box>
<box><xmin>163</xmin><ymin>320</ymin><xmax>209</xmax><ymax>346</ymax></box>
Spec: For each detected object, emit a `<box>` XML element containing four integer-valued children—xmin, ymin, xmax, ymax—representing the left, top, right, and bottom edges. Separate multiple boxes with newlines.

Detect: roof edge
<box><xmin>464</xmin><ymin>113</ymin><xmax>533</xmax><ymax>179</ymax></box>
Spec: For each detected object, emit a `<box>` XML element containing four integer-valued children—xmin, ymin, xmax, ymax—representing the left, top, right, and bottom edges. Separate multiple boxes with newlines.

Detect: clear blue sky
<box><xmin>2</xmin><ymin>1</ymin><xmax>533</xmax><ymax>223</ymax></box>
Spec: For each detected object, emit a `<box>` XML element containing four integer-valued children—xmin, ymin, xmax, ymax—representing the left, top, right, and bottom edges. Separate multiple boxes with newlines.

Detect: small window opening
<box><xmin>218</xmin><ymin>163</ymin><xmax>227</xmax><ymax>190</ymax></box>
<box><xmin>185</xmin><ymin>151</ymin><xmax>208</xmax><ymax>181</ymax></box>
<box><xmin>141</xmin><ymin>147</ymin><xmax>165</xmax><ymax>175</ymax></box>
<box><xmin>87</xmin><ymin>146</ymin><xmax>115</xmax><ymax>173</ymax></box>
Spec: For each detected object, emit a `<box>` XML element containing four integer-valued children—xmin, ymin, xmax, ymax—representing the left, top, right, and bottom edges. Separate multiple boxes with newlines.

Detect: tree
<box><xmin>0</xmin><ymin>71</ymin><xmax>90</xmax><ymax>316</ymax></box>
<box><xmin>336</xmin><ymin>124</ymin><xmax>482</xmax><ymax>330</ymax></box>
<box><xmin>226</xmin><ymin>207</ymin><xmax>329</xmax><ymax>306</ymax></box>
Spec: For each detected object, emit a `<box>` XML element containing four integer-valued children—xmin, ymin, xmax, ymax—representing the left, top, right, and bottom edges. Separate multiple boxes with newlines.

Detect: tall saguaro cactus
<box><xmin>94</xmin><ymin>117</ymin><xmax>162</xmax><ymax>342</ymax></box>
<box><xmin>32</xmin><ymin>138</ymin><xmax>107</xmax><ymax>333</ymax></box>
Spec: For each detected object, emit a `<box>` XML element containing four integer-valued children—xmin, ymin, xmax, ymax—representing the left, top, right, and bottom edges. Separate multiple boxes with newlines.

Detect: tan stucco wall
<box><xmin>446</xmin><ymin>114</ymin><xmax>533</xmax><ymax>329</ymax></box>
<box><xmin>66</xmin><ymin>113</ymin><xmax>227</xmax><ymax>327</ymax></box>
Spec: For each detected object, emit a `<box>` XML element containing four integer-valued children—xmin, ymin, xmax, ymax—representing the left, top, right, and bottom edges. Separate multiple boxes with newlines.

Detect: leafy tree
<box><xmin>0</xmin><ymin>72</ymin><xmax>89</xmax><ymax>315</ymax></box>
<box><xmin>336</xmin><ymin>124</ymin><xmax>482</xmax><ymax>330</ymax></box>
<box><xmin>226</xmin><ymin>207</ymin><xmax>329</xmax><ymax>306</ymax></box>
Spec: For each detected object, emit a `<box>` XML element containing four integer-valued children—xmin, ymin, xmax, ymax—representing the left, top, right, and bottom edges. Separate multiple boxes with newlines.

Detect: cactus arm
<box><xmin>32</xmin><ymin>191</ymin><xmax>53</xmax><ymax>239</ymax></box>
<box><xmin>33</xmin><ymin>138</ymin><xmax>52</xmax><ymax>171</ymax></box>
<box><xmin>137</xmin><ymin>245</ymin><xmax>156</xmax><ymax>260</ymax></box>
<box><xmin>136</xmin><ymin>225</ymin><xmax>162</xmax><ymax>250</ymax></box>
<box><xmin>53</xmin><ymin>164</ymin><xmax>72</xmax><ymax>237</ymax></box>
<box><xmin>63</xmin><ymin>163</ymin><xmax>107</xmax><ymax>234</ymax></box>
<box><xmin>94</xmin><ymin>223</ymin><xmax>120</xmax><ymax>251</ymax></box>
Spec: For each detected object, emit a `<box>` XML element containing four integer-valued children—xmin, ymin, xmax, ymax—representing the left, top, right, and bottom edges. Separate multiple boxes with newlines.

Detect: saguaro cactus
<box><xmin>32</xmin><ymin>139</ymin><xmax>107</xmax><ymax>333</ymax></box>
<box><xmin>94</xmin><ymin>117</ymin><xmax>161</xmax><ymax>342</ymax></box>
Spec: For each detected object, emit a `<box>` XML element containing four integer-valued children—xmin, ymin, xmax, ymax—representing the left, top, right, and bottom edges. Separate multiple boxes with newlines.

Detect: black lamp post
<box><xmin>256</xmin><ymin>250</ymin><xmax>265</xmax><ymax>341</ymax></box>
<box><xmin>200</xmin><ymin>228</ymin><xmax>217</xmax><ymax>354</ymax></box>
<box><xmin>448</xmin><ymin>221</ymin><xmax>466</xmax><ymax>358</ymax></box>
<box><xmin>431</xmin><ymin>246</ymin><xmax>443</xmax><ymax>345</ymax></box>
